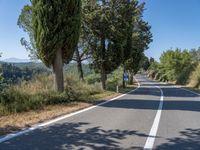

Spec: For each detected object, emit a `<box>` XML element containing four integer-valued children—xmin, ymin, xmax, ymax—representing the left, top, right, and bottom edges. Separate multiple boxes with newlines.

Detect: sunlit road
<box><xmin>0</xmin><ymin>74</ymin><xmax>200</xmax><ymax>150</ymax></box>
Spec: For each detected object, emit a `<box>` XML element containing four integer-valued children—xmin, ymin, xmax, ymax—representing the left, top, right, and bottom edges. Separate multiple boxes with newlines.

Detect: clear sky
<box><xmin>0</xmin><ymin>0</ymin><xmax>200</xmax><ymax>61</ymax></box>
<box><xmin>0</xmin><ymin>0</ymin><xmax>30</xmax><ymax>60</ymax></box>
<box><xmin>143</xmin><ymin>0</ymin><xmax>200</xmax><ymax>61</ymax></box>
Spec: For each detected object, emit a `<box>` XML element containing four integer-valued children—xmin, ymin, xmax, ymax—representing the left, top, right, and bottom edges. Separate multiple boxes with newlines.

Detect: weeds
<box><xmin>0</xmin><ymin>73</ymin><xmax>104</xmax><ymax>115</ymax></box>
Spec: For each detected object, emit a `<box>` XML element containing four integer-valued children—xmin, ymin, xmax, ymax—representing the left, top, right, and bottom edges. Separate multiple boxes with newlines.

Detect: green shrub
<box><xmin>176</xmin><ymin>63</ymin><xmax>197</xmax><ymax>85</ymax></box>
<box><xmin>65</xmin><ymin>74</ymin><xmax>103</xmax><ymax>102</ymax></box>
<box><xmin>0</xmin><ymin>73</ymin><xmax>105</xmax><ymax>115</ymax></box>
<box><xmin>0</xmin><ymin>88</ymin><xmax>44</xmax><ymax>114</ymax></box>
<box><xmin>85</xmin><ymin>73</ymin><xmax>101</xmax><ymax>84</ymax></box>
<box><xmin>188</xmin><ymin>63</ymin><xmax>200</xmax><ymax>89</ymax></box>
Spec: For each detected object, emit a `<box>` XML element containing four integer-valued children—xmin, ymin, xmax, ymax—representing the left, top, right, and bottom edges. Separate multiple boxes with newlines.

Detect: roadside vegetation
<box><xmin>0</xmin><ymin>65</ymin><xmax>139</xmax><ymax>135</ymax></box>
<box><xmin>148</xmin><ymin>48</ymin><xmax>200</xmax><ymax>89</ymax></box>
<box><xmin>0</xmin><ymin>63</ymin><xmax>143</xmax><ymax>117</ymax></box>
<box><xmin>0</xmin><ymin>0</ymin><xmax>153</xmax><ymax>135</ymax></box>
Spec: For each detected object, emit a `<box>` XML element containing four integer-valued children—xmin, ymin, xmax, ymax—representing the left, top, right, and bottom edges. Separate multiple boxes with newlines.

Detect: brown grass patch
<box><xmin>0</xmin><ymin>86</ymin><xmax>136</xmax><ymax>136</ymax></box>
<box><xmin>0</xmin><ymin>103</ymin><xmax>90</xmax><ymax>136</ymax></box>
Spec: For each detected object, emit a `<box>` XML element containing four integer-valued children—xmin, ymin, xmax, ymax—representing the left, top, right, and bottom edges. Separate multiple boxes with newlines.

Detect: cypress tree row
<box><xmin>19</xmin><ymin>0</ymin><xmax>152</xmax><ymax>91</ymax></box>
<box><xmin>32</xmin><ymin>0</ymin><xmax>81</xmax><ymax>92</ymax></box>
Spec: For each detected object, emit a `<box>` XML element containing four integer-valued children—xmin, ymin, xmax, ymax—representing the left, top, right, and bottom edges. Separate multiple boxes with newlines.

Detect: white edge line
<box><xmin>160</xmin><ymin>81</ymin><xmax>199</xmax><ymax>96</ymax></box>
<box><xmin>144</xmin><ymin>86</ymin><xmax>164</xmax><ymax>150</ymax></box>
<box><xmin>0</xmin><ymin>76</ymin><xmax>141</xmax><ymax>143</ymax></box>
<box><xmin>178</xmin><ymin>87</ymin><xmax>200</xmax><ymax>96</ymax></box>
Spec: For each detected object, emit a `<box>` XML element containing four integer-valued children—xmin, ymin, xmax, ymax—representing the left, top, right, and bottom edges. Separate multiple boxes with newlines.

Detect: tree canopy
<box><xmin>18</xmin><ymin>0</ymin><xmax>152</xmax><ymax>90</ymax></box>
<box><xmin>32</xmin><ymin>0</ymin><xmax>82</xmax><ymax>92</ymax></box>
<box><xmin>82</xmin><ymin>0</ymin><xmax>152</xmax><ymax>89</ymax></box>
<box><xmin>159</xmin><ymin>49</ymin><xmax>192</xmax><ymax>81</ymax></box>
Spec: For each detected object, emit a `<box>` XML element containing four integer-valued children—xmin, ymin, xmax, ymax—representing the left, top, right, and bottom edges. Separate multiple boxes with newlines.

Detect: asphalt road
<box><xmin>0</xmin><ymin>74</ymin><xmax>200</xmax><ymax>150</ymax></box>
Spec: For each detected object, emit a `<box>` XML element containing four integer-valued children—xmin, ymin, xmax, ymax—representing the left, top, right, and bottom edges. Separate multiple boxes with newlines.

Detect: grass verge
<box><xmin>0</xmin><ymin>84</ymin><xmax>136</xmax><ymax>136</ymax></box>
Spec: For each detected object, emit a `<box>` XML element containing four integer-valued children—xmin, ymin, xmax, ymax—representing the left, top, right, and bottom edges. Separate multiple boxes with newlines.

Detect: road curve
<box><xmin>0</xmin><ymin>74</ymin><xmax>200</xmax><ymax>150</ymax></box>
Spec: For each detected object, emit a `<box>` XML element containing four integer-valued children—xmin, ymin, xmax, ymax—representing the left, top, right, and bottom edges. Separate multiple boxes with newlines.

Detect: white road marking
<box><xmin>178</xmin><ymin>87</ymin><xmax>200</xmax><ymax>96</ymax></box>
<box><xmin>0</xmin><ymin>76</ymin><xmax>141</xmax><ymax>143</ymax></box>
<box><xmin>161</xmin><ymin>81</ymin><xmax>199</xmax><ymax>96</ymax></box>
<box><xmin>144</xmin><ymin>86</ymin><xmax>164</xmax><ymax>150</ymax></box>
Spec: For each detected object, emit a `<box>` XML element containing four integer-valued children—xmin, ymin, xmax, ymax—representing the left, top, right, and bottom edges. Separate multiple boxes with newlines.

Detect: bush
<box><xmin>0</xmin><ymin>73</ymin><xmax>104</xmax><ymax>115</ymax></box>
<box><xmin>188</xmin><ymin>63</ymin><xmax>200</xmax><ymax>89</ymax></box>
<box><xmin>0</xmin><ymin>88</ymin><xmax>44</xmax><ymax>115</ymax></box>
<box><xmin>176</xmin><ymin>63</ymin><xmax>197</xmax><ymax>85</ymax></box>
<box><xmin>65</xmin><ymin>74</ymin><xmax>103</xmax><ymax>101</ymax></box>
<box><xmin>148</xmin><ymin>70</ymin><xmax>158</xmax><ymax>79</ymax></box>
<box><xmin>159</xmin><ymin>49</ymin><xmax>192</xmax><ymax>81</ymax></box>
<box><xmin>106</xmin><ymin>67</ymin><xmax>123</xmax><ymax>90</ymax></box>
<box><xmin>85</xmin><ymin>73</ymin><xmax>101</xmax><ymax>84</ymax></box>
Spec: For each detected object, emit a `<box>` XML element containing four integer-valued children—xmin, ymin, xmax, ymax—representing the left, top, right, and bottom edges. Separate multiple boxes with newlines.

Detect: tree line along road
<box><xmin>0</xmin><ymin>74</ymin><xmax>200</xmax><ymax>150</ymax></box>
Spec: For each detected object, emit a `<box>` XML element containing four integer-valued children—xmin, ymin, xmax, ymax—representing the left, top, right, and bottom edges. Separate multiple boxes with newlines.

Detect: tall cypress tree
<box><xmin>32</xmin><ymin>0</ymin><xmax>81</xmax><ymax>92</ymax></box>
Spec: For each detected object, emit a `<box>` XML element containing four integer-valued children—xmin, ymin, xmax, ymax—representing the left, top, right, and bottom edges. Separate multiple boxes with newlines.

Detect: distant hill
<box><xmin>0</xmin><ymin>61</ymin><xmax>92</xmax><ymax>76</ymax></box>
<box><xmin>2</xmin><ymin>58</ymin><xmax>31</xmax><ymax>63</ymax></box>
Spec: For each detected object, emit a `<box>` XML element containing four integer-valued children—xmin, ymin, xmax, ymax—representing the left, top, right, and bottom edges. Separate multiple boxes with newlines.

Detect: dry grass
<box><xmin>0</xmin><ymin>103</ymin><xmax>90</xmax><ymax>135</ymax></box>
<box><xmin>0</xmin><ymin>86</ymin><xmax>136</xmax><ymax>136</ymax></box>
<box><xmin>14</xmin><ymin>75</ymin><xmax>54</xmax><ymax>94</ymax></box>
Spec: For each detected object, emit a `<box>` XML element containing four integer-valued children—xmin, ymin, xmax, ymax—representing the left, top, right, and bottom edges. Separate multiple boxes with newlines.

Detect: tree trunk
<box><xmin>101</xmin><ymin>36</ymin><xmax>106</xmax><ymax>90</ymax></box>
<box><xmin>53</xmin><ymin>49</ymin><xmax>64</xmax><ymax>92</ymax></box>
<box><xmin>122</xmin><ymin>65</ymin><xmax>126</xmax><ymax>88</ymax></box>
<box><xmin>75</xmin><ymin>47</ymin><xmax>84</xmax><ymax>81</ymax></box>
<box><xmin>129</xmin><ymin>72</ymin><xmax>134</xmax><ymax>85</ymax></box>
<box><xmin>101</xmin><ymin>66</ymin><xmax>106</xmax><ymax>90</ymax></box>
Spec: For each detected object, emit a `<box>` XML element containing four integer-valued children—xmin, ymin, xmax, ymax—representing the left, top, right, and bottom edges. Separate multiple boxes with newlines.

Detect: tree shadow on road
<box><xmin>128</xmin><ymin>86</ymin><xmax>199</xmax><ymax>98</ymax></box>
<box><xmin>155</xmin><ymin>128</ymin><xmax>200</xmax><ymax>150</ymax></box>
<box><xmin>101</xmin><ymin>99</ymin><xmax>200</xmax><ymax>112</ymax></box>
<box><xmin>1</xmin><ymin>122</ymin><xmax>148</xmax><ymax>150</ymax></box>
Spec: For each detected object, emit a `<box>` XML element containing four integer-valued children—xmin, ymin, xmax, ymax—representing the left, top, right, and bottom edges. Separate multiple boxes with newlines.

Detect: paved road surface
<box><xmin>0</xmin><ymin>74</ymin><xmax>200</xmax><ymax>150</ymax></box>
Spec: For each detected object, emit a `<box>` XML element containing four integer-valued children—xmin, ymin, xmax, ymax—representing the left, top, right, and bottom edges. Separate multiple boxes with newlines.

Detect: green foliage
<box><xmin>32</xmin><ymin>0</ymin><xmax>81</xmax><ymax>67</ymax></box>
<box><xmin>65</xmin><ymin>74</ymin><xmax>103</xmax><ymax>101</ymax></box>
<box><xmin>140</xmin><ymin>55</ymin><xmax>151</xmax><ymax>71</ymax></box>
<box><xmin>106</xmin><ymin>67</ymin><xmax>123</xmax><ymax>90</ymax></box>
<box><xmin>85</xmin><ymin>73</ymin><xmax>101</xmax><ymax>84</ymax></box>
<box><xmin>190</xmin><ymin>47</ymin><xmax>200</xmax><ymax>62</ymax></box>
<box><xmin>176</xmin><ymin>63</ymin><xmax>198</xmax><ymax>85</ymax></box>
<box><xmin>159</xmin><ymin>49</ymin><xmax>192</xmax><ymax>81</ymax></box>
<box><xmin>148</xmin><ymin>49</ymin><xmax>200</xmax><ymax>86</ymax></box>
<box><xmin>0</xmin><ymin>73</ymin><xmax>104</xmax><ymax>115</ymax></box>
<box><xmin>188</xmin><ymin>63</ymin><xmax>200</xmax><ymax>89</ymax></box>
<box><xmin>18</xmin><ymin>5</ymin><xmax>37</xmax><ymax>59</ymax></box>
<box><xmin>1</xmin><ymin>63</ymin><xmax>50</xmax><ymax>85</ymax></box>
<box><xmin>0</xmin><ymin>88</ymin><xmax>44</xmax><ymax>114</ymax></box>
<box><xmin>83</xmin><ymin>0</ymin><xmax>123</xmax><ymax>73</ymax></box>
<box><xmin>82</xmin><ymin>0</ymin><xmax>152</xmax><ymax>89</ymax></box>
<box><xmin>125</xmin><ymin>20</ymin><xmax>152</xmax><ymax>74</ymax></box>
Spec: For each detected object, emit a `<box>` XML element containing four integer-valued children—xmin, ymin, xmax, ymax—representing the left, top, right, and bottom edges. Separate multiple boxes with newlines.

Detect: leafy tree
<box><xmin>18</xmin><ymin>5</ymin><xmax>37</xmax><ymax>59</ymax></box>
<box><xmin>31</xmin><ymin>0</ymin><xmax>81</xmax><ymax>92</ymax></box>
<box><xmin>82</xmin><ymin>0</ymin><xmax>125</xmax><ymax>89</ymax></box>
<box><xmin>0</xmin><ymin>63</ymin><xmax>49</xmax><ymax>85</ymax></box>
<box><xmin>190</xmin><ymin>47</ymin><xmax>200</xmax><ymax>62</ymax></box>
<box><xmin>148</xmin><ymin>57</ymin><xmax>158</xmax><ymax>71</ymax></box>
<box><xmin>18</xmin><ymin>2</ymin><xmax>87</xmax><ymax>81</ymax></box>
<box><xmin>72</xmin><ymin>9</ymin><xmax>93</xmax><ymax>81</ymax></box>
<box><xmin>125</xmin><ymin>19</ymin><xmax>152</xmax><ymax>82</ymax></box>
<box><xmin>82</xmin><ymin>0</ymin><xmax>151</xmax><ymax>89</ymax></box>
<box><xmin>159</xmin><ymin>49</ymin><xmax>192</xmax><ymax>81</ymax></box>
<box><xmin>141</xmin><ymin>56</ymin><xmax>150</xmax><ymax>71</ymax></box>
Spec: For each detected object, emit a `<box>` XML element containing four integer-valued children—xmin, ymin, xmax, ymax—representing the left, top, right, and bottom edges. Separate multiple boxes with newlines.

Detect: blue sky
<box><xmin>143</xmin><ymin>0</ymin><xmax>200</xmax><ymax>61</ymax></box>
<box><xmin>0</xmin><ymin>0</ymin><xmax>200</xmax><ymax>61</ymax></box>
